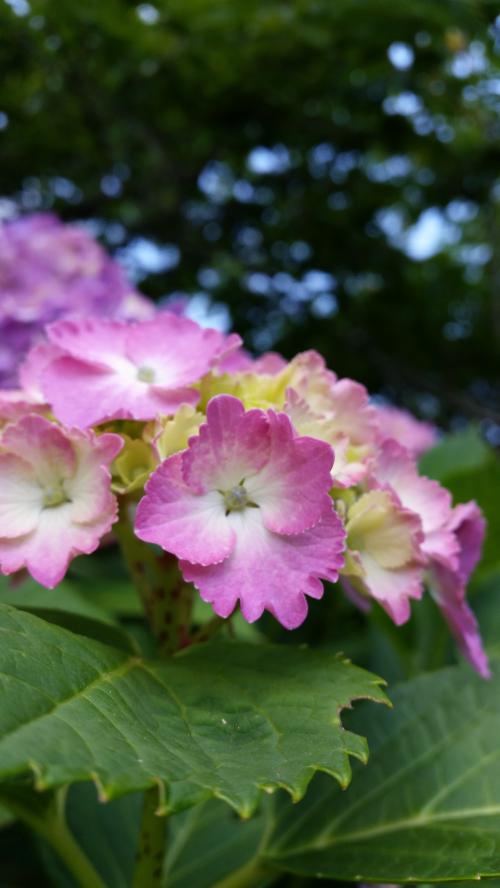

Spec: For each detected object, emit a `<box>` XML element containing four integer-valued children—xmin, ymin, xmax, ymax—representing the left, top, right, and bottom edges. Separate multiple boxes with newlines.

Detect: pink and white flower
<box><xmin>368</xmin><ymin>439</ymin><xmax>489</xmax><ymax>676</ymax></box>
<box><xmin>39</xmin><ymin>314</ymin><xmax>241</xmax><ymax>427</ymax></box>
<box><xmin>0</xmin><ymin>414</ymin><xmax>123</xmax><ymax>587</ymax></box>
<box><xmin>135</xmin><ymin>395</ymin><xmax>345</xmax><ymax>628</ymax></box>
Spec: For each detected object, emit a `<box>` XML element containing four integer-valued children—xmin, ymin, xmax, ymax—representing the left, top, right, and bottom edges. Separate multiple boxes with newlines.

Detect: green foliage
<box><xmin>264</xmin><ymin>658</ymin><xmax>500</xmax><ymax>882</ymax></box>
<box><xmin>0</xmin><ymin>604</ymin><xmax>387</xmax><ymax>819</ymax></box>
<box><xmin>419</xmin><ymin>427</ymin><xmax>491</xmax><ymax>482</ymax></box>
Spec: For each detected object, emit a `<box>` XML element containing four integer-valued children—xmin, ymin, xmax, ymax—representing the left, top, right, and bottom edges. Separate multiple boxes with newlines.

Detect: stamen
<box><xmin>137</xmin><ymin>365</ymin><xmax>156</xmax><ymax>384</ymax></box>
<box><xmin>43</xmin><ymin>485</ymin><xmax>70</xmax><ymax>508</ymax></box>
<box><xmin>223</xmin><ymin>484</ymin><xmax>255</xmax><ymax>514</ymax></box>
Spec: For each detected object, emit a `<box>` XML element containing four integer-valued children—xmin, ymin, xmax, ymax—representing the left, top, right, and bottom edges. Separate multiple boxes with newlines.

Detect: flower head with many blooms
<box><xmin>0</xmin><ymin>310</ymin><xmax>489</xmax><ymax>676</ymax></box>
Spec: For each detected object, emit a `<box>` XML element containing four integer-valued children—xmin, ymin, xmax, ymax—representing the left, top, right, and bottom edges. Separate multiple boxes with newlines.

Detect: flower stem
<box><xmin>115</xmin><ymin>499</ymin><xmax>193</xmax><ymax>656</ymax></box>
<box><xmin>132</xmin><ymin>787</ymin><xmax>167</xmax><ymax>888</ymax></box>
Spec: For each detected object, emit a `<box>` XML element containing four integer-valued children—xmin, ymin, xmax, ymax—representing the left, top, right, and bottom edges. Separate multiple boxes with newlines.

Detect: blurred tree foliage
<box><xmin>1</xmin><ymin>0</ymin><xmax>500</xmax><ymax>432</ymax></box>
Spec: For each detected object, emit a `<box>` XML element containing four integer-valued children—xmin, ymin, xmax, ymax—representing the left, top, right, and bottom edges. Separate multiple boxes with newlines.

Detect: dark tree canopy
<box><xmin>1</xmin><ymin>0</ymin><xmax>500</xmax><ymax>433</ymax></box>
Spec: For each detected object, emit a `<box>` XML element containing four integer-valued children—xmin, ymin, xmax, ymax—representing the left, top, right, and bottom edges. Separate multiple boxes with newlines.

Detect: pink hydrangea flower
<box><xmin>135</xmin><ymin>395</ymin><xmax>345</xmax><ymax>628</ymax></box>
<box><xmin>369</xmin><ymin>439</ymin><xmax>489</xmax><ymax>676</ymax></box>
<box><xmin>0</xmin><ymin>414</ymin><xmax>123</xmax><ymax>587</ymax></box>
<box><xmin>0</xmin><ymin>213</ymin><xmax>154</xmax><ymax>387</ymax></box>
<box><xmin>39</xmin><ymin>315</ymin><xmax>241</xmax><ymax>427</ymax></box>
<box><xmin>375</xmin><ymin>404</ymin><xmax>438</xmax><ymax>457</ymax></box>
<box><xmin>430</xmin><ymin>502</ymin><xmax>490</xmax><ymax>678</ymax></box>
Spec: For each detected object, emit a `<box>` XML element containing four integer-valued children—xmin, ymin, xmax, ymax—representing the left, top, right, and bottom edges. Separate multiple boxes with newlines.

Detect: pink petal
<box><xmin>0</xmin><ymin>502</ymin><xmax>117</xmax><ymax>588</ymax></box>
<box><xmin>19</xmin><ymin>340</ymin><xmax>64</xmax><ymax>402</ymax></box>
<box><xmin>181</xmin><ymin>506</ymin><xmax>346</xmax><ymax>628</ymax></box>
<box><xmin>246</xmin><ymin>411</ymin><xmax>334</xmax><ymax>534</ymax></box>
<box><xmin>135</xmin><ymin>453</ymin><xmax>235</xmax><ymax>565</ymax></box>
<box><xmin>447</xmin><ymin>501</ymin><xmax>486</xmax><ymax>583</ymax></box>
<box><xmin>431</xmin><ymin>562</ymin><xmax>490</xmax><ymax>679</ymax></box>
<box><xmin>2</xmin><ymin>414</ymin><xmax>76</xmax><ymax>485</ymax></box>
<box><xmin>47</xmin><ymin>317</ymin><xmax>131</xmax><ymax>367</ymax></box>
<box><xmin>182</xmin><ymin>396</ymin><xmax>270</xmax><ymax>493</ymax></box>
<box><xmin>371</xmin><ymin>439</ymin><xmax>458</xmax><ymax>569</ymax></box>
<box><xmin>253</xmin><ymin>352</ymin><xmax>287</xmax><ymax>374</ymax></box>
<box><xmin>356</xmin><ymin>553</ymin><xmax>424</xmax><ymax>624</ymax></box>
<box><xmin>0</xmin><ymin>454</ymin><xmax>42</xmax><ymax>537</ymax></box>
<box><xmin>125</xmin><ymin>316</ymin><xmax>241</xmax><ymax>387</ymax></box>
<box><xmin>327</xmin><ymin>378</ymin><xmax>378</xmax><ymax>444</ymax></box>
<box><xmin>0</xmin><ymin>390</ymin><xmax>46</xmax><ymax>423</ymax></box>
<box><xmin>66</xmin><ymin>431</ymin><xmax>123</xmax><ymax>523</ymax></box>
<box><xmin>375</xmin><ymin>404</ymin><xmax>438</xmax><ymax>457</ymax></box>
<box><xmin>42</xmin><ymin>356</ymin><xmax>199</xmax><ymax>427</ymax></box>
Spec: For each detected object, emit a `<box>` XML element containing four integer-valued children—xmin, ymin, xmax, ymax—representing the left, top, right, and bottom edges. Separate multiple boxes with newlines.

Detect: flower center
<box><xmin>42</xmin><ymin>484</ymin><xmax>70</xmax><ymax>509</ymax></box>
<box><xmin>137</xmin><ymin>365</ymin><xmax>156</xmax><ymax>384</ymax></box>
<box><xmin>223</xmin><ymin>483</ymin><xmax>255</xmax><ymax>514</ymax></box>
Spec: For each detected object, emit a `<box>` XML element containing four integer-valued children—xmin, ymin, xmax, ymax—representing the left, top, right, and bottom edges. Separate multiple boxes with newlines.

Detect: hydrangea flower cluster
<box><xmin>0</xmin><ymin>312</ymin><xmax>489</xmax><ymax>676</ymax></box>
<box><xmin>0</xmin><ymin>213</ymin><xmax>154</xmax><ymax>387</ymax></box>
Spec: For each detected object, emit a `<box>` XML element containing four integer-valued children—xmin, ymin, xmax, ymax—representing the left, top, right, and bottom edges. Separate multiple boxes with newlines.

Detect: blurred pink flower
<box><xmin>375</xmin><ymin>404</ymin><xmax>438</xmax><ymax>457</ymax></box>
<box><xmin>0</xmin><ymin>213</ymin><xmax>154</xmax><ymax>387</ymax></box>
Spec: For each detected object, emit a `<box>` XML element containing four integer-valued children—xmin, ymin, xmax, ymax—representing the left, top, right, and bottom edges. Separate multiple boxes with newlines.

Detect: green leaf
<box><xmin>0</xmin><ymin>604</ymin><xmax>387</xmax><ymax>817</ymax></box>
<box><xmin>419</xmin><ymin>427</ymin><xmax>490</xmax><ymax>483</ymax></box>
<box><xmin>264</xmin><ymin>659</ymin><xmax>500</xmax><ymax>882</ymax></box>
<box><xmin>18</xmin><ymin>608</ymin><xmax>138</xmax><ymax>654</ymax></box>
<box><xmin>0</xmin><ymin>574</ymin><xmax>117</xmax><ymax>623</ymax></box>
<box><xmin>164</xmin><ymin>799</ymin><xmax>271</xmax><ymax>888</ymax></box>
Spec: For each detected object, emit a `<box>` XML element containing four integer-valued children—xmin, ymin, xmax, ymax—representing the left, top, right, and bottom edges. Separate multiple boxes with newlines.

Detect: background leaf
<box><xmin>0</xmin><ymin>604</ymin><xmax>387</xmax><ymax>818</ymax></box>
<box><xmin>419</xmin><ymin>428</ymin><xmax>491</xmax><ymax>483</ymax></box>
<box><xmin>37</xmin><ymin>789</ymin><xmax>270</xmax><ymax>888</ymax></box>
<box><xmin>264</xmin><ymin>658</ymin><xmax>500</xmax><ymax>882</ymax></box>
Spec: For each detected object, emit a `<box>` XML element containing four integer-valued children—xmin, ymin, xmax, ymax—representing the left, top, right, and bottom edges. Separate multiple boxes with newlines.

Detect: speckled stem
<box><xmin>115</xmin><ymin>498</ymin><xmax>194</xmax><ymax>657</ymax></box>
<box><xmin>132</xmin><ymin>787</ymin><xmax>167</xmax><ymax>888</ymax></box>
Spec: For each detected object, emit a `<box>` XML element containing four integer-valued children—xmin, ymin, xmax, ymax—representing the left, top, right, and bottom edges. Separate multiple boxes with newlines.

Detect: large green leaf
<box><xmin>0</xmin><ymin>604</ymin><xmax>386</xmax><ymax>817</ymax></box>
<box><xmin>264</xmin><ymin>659</ymin><xmax>500</xmax><ymax>882</ymax></box>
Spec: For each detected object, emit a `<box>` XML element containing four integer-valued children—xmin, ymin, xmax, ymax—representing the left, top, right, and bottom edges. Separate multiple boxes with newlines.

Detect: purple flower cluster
<box><xmin>0</xmin><ymin>213</ymin><xmax>154</xmax><ymax>387</ymax></box>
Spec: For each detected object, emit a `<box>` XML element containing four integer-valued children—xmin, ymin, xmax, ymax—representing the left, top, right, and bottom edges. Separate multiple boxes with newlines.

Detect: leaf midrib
<box><xmin>270</xmin><ymin>803</ymin><xmax>500</xmax><ymax>857</ymax></box>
